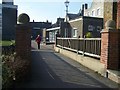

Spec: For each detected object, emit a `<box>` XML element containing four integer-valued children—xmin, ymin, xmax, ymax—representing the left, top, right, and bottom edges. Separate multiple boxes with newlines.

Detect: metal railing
<box><xmin>56</xmin><ymin>38</ymin><xmax>101</xmax><ymax>58</ymax></box>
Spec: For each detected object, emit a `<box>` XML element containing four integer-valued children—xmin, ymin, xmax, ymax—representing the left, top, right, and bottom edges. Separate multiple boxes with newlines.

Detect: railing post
<box><xmin>77</xmin><ymin>38</ymin><xmax>79</xmax><ymax>54</ymax></box>
<box><xmin>83</xmin><ymin>35</ymin><xmax>86</xmax><ymax>56</ymax></box>
<box><xmin>55</xmin><ymin>34</ymin><xmax>57</xmax><ymax>47</ymax></box>
<box><xmin>62</xmin><ymin>38</ymin><xmax>63</xmax><ymax>49</ymax></box>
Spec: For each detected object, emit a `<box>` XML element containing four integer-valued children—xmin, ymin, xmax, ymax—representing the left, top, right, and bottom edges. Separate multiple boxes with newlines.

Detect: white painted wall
<box><xmin>84</xmin><ymin>0</ymin><xmax>104</xmax><ymax>18</ymax></box>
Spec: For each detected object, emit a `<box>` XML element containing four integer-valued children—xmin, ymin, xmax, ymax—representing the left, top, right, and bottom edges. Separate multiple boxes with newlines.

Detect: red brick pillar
<box><xmin>100</xmin><ymin>20</ymin><xmax>119</xmax><ymax>70</ymax></box>
<box><xmin>15</xmin><ymin>24</ymin><xmax>31</xmax><ymax>59</ymax></box>
<box><xmin>117</xmin><ymin>0</ymin><xmax>120</xmax><ymax>29</ymax></box>
<box><xmin>117</xmin><ymin>1</ymin><xmax>120</xmax><ymax>70</ymax></box>
<box><xmin>15</xmin><ymin>13</ymin><xmax>31</xmax><ymax>60</ymax></box>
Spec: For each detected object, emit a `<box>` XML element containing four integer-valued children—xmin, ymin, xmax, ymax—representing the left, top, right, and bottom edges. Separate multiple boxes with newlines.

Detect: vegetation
<box><xmin>2</xmin><ymin>54</ymin><xmax>30</xmax><ymax>88</ymax></box>
<box><xmin>85</xmin><ymin>32</ymin><xmax>92</xmax><ymax>38</ymax></box>
<box><xmin>0</xmin><ymin>40</ymin><xmax>15</xmax><ymax>46</ymax></box>
<box><xmin>1</xmin><ymin>40</ymin><xmax>30</xmax><ymax>89</ymax></box>
<box><xmin>1</xmin><ymin>40</ymin><xmax>15</xmax><ymax>55</ymax></box>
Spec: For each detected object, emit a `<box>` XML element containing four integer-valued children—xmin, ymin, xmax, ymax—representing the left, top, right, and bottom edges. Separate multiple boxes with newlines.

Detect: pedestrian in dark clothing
<box><xmin>35</xmin><ymin>35</ymin><xmax>41</xmax><ymax>49</ymax></box>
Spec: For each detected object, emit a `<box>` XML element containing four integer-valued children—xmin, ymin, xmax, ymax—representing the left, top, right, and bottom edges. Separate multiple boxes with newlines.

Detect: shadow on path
<box><xmin>11</xmin><ymin>43</ymin><xmax>114</xmax><ymax>89</ymax></box>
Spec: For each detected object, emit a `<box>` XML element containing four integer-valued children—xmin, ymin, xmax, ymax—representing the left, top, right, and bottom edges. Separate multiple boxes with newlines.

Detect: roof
<box><xmin>67</xmin><ymin>13</ymin><xmax>80</xmax><ymax>20</ymax></box>
<box><xmin>51</xmin><ymin>23</ymin><xmax>59</xmax><ymax>28</ymax></box>
<box><xmin>46</xmin><ymin>27</ymin><xmax>60</xmax><ymax>31</ymax></box>
<box><xmin>2</xmin><ymin>4</ymin><xmax>18</xmax><ymax>9</ymax></box>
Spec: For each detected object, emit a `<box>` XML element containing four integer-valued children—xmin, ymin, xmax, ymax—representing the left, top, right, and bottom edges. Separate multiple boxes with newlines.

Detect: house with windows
<box><xmin>84</xmin><ymin>0</ymin><xmax>104</xmax><ymax>18</ymax></box>
<box><xmin>44</xmin><ymin>0</ymin><xmax>104</xmax><ymax>43</ymax></box>
<box><xmin>43</xmin><ymin>17</ymin><xmax>65</xmax><ymax>44</ymax></box>
<box><xmin>44</xmin><ymin>27</ymin><xmax>60</xmax><ymax>44</ymax></box>
<box><xmin>30</xmin><ymin>20</ymin><xmax>51</xmax><ymax>40</ymax></box>
<box><xmin>69</xmin><ymin>16</ymin><xmax>103</xmax><ymax>38</ymax></box>
<box><xmin>66</xmin><ymin>0</ymin><xmax>104</xmax><ymax>38</ymax></box>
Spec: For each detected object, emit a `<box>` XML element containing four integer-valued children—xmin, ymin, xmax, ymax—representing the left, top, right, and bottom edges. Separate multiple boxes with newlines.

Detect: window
<box><xmin>87</xmin><ymin>12</ymin><xmax>89</xmax><ymax>16</ymax></box>
<box><xmin>88</xmin><ymin>25</ymin><xmax>94</xmax><ymax>31</ymax></box>
<box><xmin>72</xmin><ymin>28</ymin><xmax>77</xmax><ymax>38</ymax></box>
<box><xmin>97</xmin><ymin>8</ymin><xmax>100</xmax><ymax>16</ymax></box>
<box><xmin>97</xmin><ymin>26</ymin><xmax>102</xmax><ymax>31</ymax></box>
<box><xmin>92</xmin><ymin>10</ymin><xmax>95</xmax><ymax>16</ymax></box>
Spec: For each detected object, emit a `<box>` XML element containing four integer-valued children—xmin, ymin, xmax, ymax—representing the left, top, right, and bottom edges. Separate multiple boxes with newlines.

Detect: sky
<box><xmin>1</xmin><ymin>0</ymin><xmax>93</xmax><ymax>23</ymax></box>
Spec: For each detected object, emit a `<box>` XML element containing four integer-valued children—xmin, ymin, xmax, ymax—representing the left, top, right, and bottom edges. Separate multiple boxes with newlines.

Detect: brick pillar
<box><xmin>117</xmin><ymin>0</ymin><xmax>120</xmax><ymax>29</ymax></box>
<box><xmin>15</xmin><ymin>24</ymin><xmax>31</xmax><ymax>59</ymax></box>
<box><xmin>100</xmin><ymin>20</ymin><xmax>119</xmax><ymax>70</ymax></box>
<box><xmin>15</xmin><ymin>13</ymin><xmax>31</xmax><ymax>60</ymax></box>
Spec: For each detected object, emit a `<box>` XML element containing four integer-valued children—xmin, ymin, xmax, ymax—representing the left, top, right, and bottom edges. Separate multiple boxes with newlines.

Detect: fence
<box><xmin>56</xmin><ymin>37</ymin><xmax>101</xmax><ymax>58</ymax></box>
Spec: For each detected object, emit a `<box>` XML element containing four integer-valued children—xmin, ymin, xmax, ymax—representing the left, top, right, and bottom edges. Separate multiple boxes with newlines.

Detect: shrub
<box><xmin>2</xmin><ymin>54</ymin><xmax>30</xmax><ymax>89</ymax></box>
<box><xmin>85</xmin><ymin>32</ymin><xmax>92</xmax><ymax>38</ymax></box>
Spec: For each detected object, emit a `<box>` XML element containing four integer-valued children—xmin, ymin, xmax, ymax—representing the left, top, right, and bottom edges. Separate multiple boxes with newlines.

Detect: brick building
<box><xmin>30</xmin><ymin>21</ymin><xmax>51</xmax><ymax>40</ymax></box>
<box><xmin>69</xmin><ymin>16</ymin><xmax>103</xmax><ymax>38</ymax></box>
<box><xmin>43</xmin><ymin>17</ymin><xmax>64</xmax><ymax>44</ymax></box>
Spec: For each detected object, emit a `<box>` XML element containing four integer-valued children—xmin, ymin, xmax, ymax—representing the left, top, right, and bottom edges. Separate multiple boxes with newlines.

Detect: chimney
<box><xmin>82</xmin><ymin>4</ymin><xmax>84</xmax><ymax>16</ymax></box>
<box><xmin>82</xmin><ymin>4</ymin><xmax>84</xmax><ymax>10</ymax></box>
<box><xmin>2</xmin><ymin>0</ymin><xmax>14</xmax><ymax>5</ymax></box>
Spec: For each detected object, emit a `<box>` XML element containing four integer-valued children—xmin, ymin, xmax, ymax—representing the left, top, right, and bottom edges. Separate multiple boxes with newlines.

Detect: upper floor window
<box><xmin>88</xmin><ymin>25</ymin><xmax>94</xmax><ymax>31</ymax></box>
<box><xmin>97</xmin><ymin>8</ymin><xmax>100</xmax><ymax>16</ymax></box>
<box><xmin>92</xmin><ymin>10</ymin><xmax>95</xmax><ymax>16</ymax></box>
<box><xmin>97</xmin><ymin>26</ymin><xmax>102</xmax><ymax>31</ymax></box>
<box><xmin>87</xmin><ymin>12</ymin><xmax>90</xmax><ymax>16</ymax></box>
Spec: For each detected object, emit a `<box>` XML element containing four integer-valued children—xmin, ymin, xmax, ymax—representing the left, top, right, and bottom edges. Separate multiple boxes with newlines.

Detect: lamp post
<box><xmin>64</xmin><ymin>0</ymin><xmax>69</xmax><ymax>37</ymax></box>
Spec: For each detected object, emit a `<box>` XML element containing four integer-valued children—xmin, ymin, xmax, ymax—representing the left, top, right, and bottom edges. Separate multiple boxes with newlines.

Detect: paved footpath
<box><xmin>12</xmin><ymin>41</ymin><xmax>119</xmax><ymax>89</ymax></box>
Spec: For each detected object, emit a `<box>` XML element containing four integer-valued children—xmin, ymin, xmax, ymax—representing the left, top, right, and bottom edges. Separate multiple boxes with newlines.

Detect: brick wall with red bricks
<box><xmin>101</xmin><ymin>30</ymin><xmax>120</xmax><ymax>70</ymax></box>
<box><xmin>15</xmin><ymin>24</ymin><xmax>31</xmax><ymax>60</ymax></box>
<box><xmin>117</xmin><ymin>0</ymin><xmax>120</xmax><ymax>69</ymax></box>
<box><xmin>117</xmin><ymin>0</ymin><xmax>120</xmax><ymax>29</ymax></box>
<box><xmin>100</xmin><ymin>31</ymin><xmax>109</xmax><ymax>69</ymax></box>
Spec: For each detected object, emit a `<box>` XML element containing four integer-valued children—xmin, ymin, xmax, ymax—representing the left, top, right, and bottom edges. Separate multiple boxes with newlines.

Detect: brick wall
<box><xmin>100</xmin><ymin>31</ymin><xmax>109</xmax><ymax>68</ymax></box>
<box><xmin>117</xmin><ymin>0</ymin><xmax>120</xmax><ymax>69</ymax></box>
<box><xmin>15</xmin><ymin>24</ymin><xmax>31</xmax><ymax>60</ymax></box>
<box><xmin>108</xmin><ymin>31</ymin><xmax>119</xmax><ymax>69</ymax></box>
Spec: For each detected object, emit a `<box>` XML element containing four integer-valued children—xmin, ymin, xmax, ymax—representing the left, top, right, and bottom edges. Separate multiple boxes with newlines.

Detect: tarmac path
<box><xmin>12</xmin><ymin>41</ymin><xmax>118</xmax><ymax>89</ymax></box>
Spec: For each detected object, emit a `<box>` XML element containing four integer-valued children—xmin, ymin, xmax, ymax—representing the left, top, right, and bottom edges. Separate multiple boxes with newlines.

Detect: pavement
<box><xmin>12</xmin><ymin>41</ymin><xmax>119</xmax><ymax>89</ymax></box>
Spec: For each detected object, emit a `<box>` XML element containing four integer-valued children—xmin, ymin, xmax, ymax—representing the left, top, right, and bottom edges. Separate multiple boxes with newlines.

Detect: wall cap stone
<box><xmin>17</xmin><ymin>13</ymin><xmax>30</xmax><ymax>24</ymax></box>
<box><xmin>105</xmin><ymin>20</ymin><xmax>116</xmax><ymax>30</ymax></box>
<box><xmin>101</xmin><ymin>29</ymin><xmax>118</xmax><ymax>33</ymax></box>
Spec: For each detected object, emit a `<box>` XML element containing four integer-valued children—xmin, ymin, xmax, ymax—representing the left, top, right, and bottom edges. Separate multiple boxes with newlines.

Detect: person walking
<box><xmin>35</xmin><ymin>35</ymin><xmax>41</xmax><ymax>49</ymax></box>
